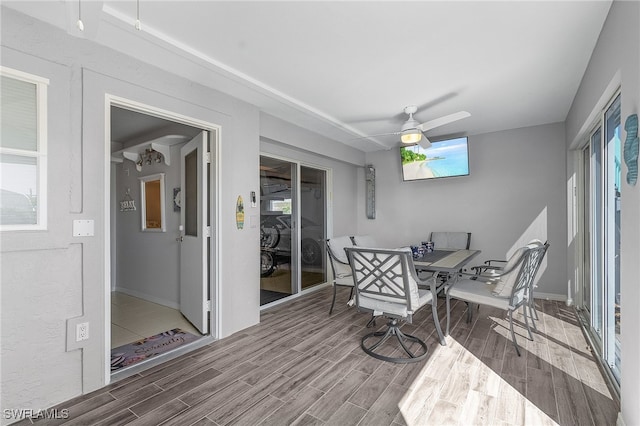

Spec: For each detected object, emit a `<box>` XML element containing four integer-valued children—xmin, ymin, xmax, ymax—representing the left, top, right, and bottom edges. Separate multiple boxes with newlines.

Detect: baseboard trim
<box><xmin>114</xmin><ymin>286</ymin><xmax>179</xmax><ymax>310</ymax></box>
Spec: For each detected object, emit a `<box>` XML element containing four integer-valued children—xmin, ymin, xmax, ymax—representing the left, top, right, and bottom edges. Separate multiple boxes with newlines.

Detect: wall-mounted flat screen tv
<box><xmin>400</xmin><ymin>137</ymin><xmax>469</xmax><ymax>181</ymax></box>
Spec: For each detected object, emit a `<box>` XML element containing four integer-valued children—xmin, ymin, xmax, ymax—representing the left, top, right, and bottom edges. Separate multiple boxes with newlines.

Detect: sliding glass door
<box><xmin>581</xmin><ymin>144</ymin><xmax>591</xmax><ymax>318</ymax></box>
<box><xmin>300</xmin><ymin>166</ymin><xmax>327</xmax><ymax>290</ymax></box>
<box><xmin>589</xmin><ymin>127</ymin><xmax>603</xmax><ymax>340</ymax></box>
<box><xmin>260</xmin><ymin>157</ymin><xmax>296</xmax><ymax>305</ymax></box>
<box><xmin>580</xmin><ymin>93</ymin><xmax>621</xmax><ymax>384</ymax></box>
<box><xmin>259</xmin><ymin>155</ymin><xmax>327</xmax><ymax>305</ymax></box>
<box><xmin>603</xmin><ymin>95</ymin><xmax>621</xmax><ymax>376</ymax></box>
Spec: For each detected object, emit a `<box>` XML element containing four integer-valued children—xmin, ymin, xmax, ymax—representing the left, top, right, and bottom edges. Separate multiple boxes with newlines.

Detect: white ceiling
<box><xmin>5</xmin><ymin>1</ymin><xmax>612</xmax><ymax>152</ymax></box>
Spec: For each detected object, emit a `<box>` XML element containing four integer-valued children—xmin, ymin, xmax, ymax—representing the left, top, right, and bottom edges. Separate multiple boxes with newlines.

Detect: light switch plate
<box><xmin>73</xmin><ymin>220</ymin><xmax>94</xmax><ymax>237</ymax></box>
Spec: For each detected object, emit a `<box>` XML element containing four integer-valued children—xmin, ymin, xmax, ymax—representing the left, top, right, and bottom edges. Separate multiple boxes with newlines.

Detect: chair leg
<box><xmin>329</xmin><ymin>285</ymin><xmax>338</xmax><ymax>315</ymax></box>
<box><xmin>432</xmin><ymin>302</ymin><xmax>446</xmax><ymax>346</ymax></box>
<box><xmin>366</xmin><ymin>314</ymin><xmax>377</xmax><ymax>328</ymax></box>
<box><xmin>367</xmin><ymin>326</ymin><xmax>393</xmax><ymax>352</ymax></box>
<box><xmin>527</xmin><ymin>302</ymin><xmax>538</xmax><ymax>331</ymax></box>
<box><xmin>523</xmin><ymin>305</ymin><xmax>534</xmax><ymax>341</ymax></box>
<box><xmin>508</xmin><ymin>310</ymin><xmax>521</xmax><ymax>357</ymax></box>
<box><xmin>445</xmin><ymin>295</ymin><xmax>451</xmax><ymax>336</ymax></box>
<box><xmin>530</xmin><ymin>299</ymin><xmax>539</xmax><ymax>320</ymax></box>
<box><xmin>361</xmin><ymin>319</ymin><xmax>428</xmax><ymax>364</ymax></box>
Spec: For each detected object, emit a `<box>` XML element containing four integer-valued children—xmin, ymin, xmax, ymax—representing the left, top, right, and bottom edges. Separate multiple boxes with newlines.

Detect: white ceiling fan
<box><xmin>363</xmin><ymin>106</ymin><xmax>471</xmax><ymax>149</ymax></box>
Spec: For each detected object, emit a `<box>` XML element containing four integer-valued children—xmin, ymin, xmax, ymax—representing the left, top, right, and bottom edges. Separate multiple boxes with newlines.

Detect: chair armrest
<box><xmin>457</xmin><ymin>271</ymin><xmax>480</xmax><ymax>279</ymax></box>
<box><xmin>416</xmin><ymin>274</ymin><xmax>446</xmax><ymax>295</ymax></box>
<box><xmin>456</xmin><ymin>271</ymin><xmax>500</xmax><ymax>284</ymax></box>
<box><xmin>471</xmin><ymin>265</ymin><xmax>503</xmax><ymax>275</ymax></box>
<box><xmin>416</xmin><ymin>274</ymin><xmax>438</xmax><ymax>288</ymax></box>
<box><xmin>469</xmin><ymin>274</ymin><xmax>499</xmax><ymax>284</ymax></box>
<box><xmin>484</xmin><ymin>259</ymin><xmax>507</xmax><ymax>266</ymax></box>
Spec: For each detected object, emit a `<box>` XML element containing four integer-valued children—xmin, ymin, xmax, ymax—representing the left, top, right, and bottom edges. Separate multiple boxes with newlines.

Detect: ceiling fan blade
<box><xmin>417</xmin><ymin>111</ymin><xmax>471</xmax><ymax>132</ymax></box>
<box><xmin>418</xmin><ymin>135</ymin><xmax>432</xmax><ymax>150</ymax></box>
<box><xmin>350</xmin><ymin>131</ymin><xmax>402</xmax><ymax>140</ymax></box>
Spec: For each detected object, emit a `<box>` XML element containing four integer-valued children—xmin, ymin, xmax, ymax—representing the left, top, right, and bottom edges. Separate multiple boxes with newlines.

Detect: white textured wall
<box><xmin>1</xmin><ymin>248</ymin><xmax>84</xmax><ymax>416</ymax></box>
<box><xmin>259</xmin><ymin>113</ymin><xmax>364</xmax><ymax>237</ymax></box>
<box><xmin>358</xmin><ymin>123</ymin><xmax>567</xmax><ymax>299</ymax></box>
<box><xmin>260</xmin><ymin>113</ymin><xmax>365</xmax><ymax>168</ymax></box>
<box><xmin>0</xmin><ymin>41</ymin><xmax>83</xmax><ymax>417</ymax></box>
<box><xmin>565</xmin><ymin>2</ymin><xmax>640</xmax><ymax>424</ymax></box>
<box><xmin>0</xmin><ymin>10</ymin><xmax>365</xmax><ymax>416</ymax></box>
<box><xmin>1</xmin><ymin>7</ymin><xmax>261</xmax><ymax>416</ymax></box>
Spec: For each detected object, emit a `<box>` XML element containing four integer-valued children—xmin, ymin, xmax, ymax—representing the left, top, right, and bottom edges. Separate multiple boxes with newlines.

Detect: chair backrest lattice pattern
<box><xmin>507</xmin><ymin>245</ymin><xmax>547</xmax><ymax>308</ymax></box>
<box><xmin>523</xmin><ymin>241</ymin><xmax>549</xmax><ymax>298</ymax></box>
<box><xmin>529</xmin><ymin>240</ymin><xmax>550</xmax><ymax>286</ymax></box>
<box><xmin>346</xmin><ymin>248</ymin><xmax>420</xmax><ymax>312</ymax></box>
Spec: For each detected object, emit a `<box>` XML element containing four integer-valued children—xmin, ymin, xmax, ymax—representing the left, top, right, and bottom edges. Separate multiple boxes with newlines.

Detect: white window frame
<box><xmin>0</xmin><ymin>66</ymin><xmax>48</xmax><ymax>231</ymax></box>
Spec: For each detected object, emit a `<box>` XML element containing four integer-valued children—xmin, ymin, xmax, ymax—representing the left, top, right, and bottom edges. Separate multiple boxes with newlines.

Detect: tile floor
<box><xmin>39</xmin><ymin>287</ymin><xmax>618</xmax><ymax>426</ymax></box>
<box><xmin>111</xmin><ymin>292</ymin><xmax>202</xmax><ymax>349</ymax></box>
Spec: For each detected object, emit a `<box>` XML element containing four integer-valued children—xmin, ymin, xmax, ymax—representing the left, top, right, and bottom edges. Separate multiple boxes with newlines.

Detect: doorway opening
<box><xmin>109</xmin><ymin>103</ymin><xmax>215</xmax><ymax>372</ymax></box>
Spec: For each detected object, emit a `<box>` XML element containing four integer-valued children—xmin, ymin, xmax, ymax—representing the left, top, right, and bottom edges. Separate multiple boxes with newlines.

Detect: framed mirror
<box><xmin>139</xmin><ymin>173</ymin><xmax>166</xmax><ymax>232</ymax></box>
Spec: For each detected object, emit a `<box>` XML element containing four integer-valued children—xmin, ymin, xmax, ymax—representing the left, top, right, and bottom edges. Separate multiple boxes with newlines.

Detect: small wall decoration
<box><xmin>365</xmin><ymin>165</ymin><xmax>375</xmax><ymax>219</ymax></box>
<box><xmin>623</xmin><ymin>113</ymin><xmax>639</xmax><ymax>186</ymax></box>
<box><xmin>173</xmin><ymin>187</ymin><xmax>181</xmax><ymax>212</ymax></box>
<box><xmin>139</xmin><ymin>173</ymin><xmax>166</xmax><ymax>232</ymax></box>
<box><xmin>236</xmin><ymin>195</ymin><xmax>245</xmax><ymax>229</ymax></box>
<box><xmin>120</xmin><ymin>188</ymin><xmax>136</xmax><ymax>212</ymax></box>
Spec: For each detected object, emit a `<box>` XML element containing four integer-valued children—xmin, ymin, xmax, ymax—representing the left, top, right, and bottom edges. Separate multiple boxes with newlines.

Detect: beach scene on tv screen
<box><xmin>400</xmin><ymin>137</ymin><xmax>469</xmax><ymax>180</ymax></box>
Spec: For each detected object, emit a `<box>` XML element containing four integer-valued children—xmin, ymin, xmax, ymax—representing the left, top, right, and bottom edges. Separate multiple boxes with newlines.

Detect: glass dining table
<box><xmin>411</xmin><ymin>248</ymin><xmax>482</xmax><ymax>345</ymax></box>
<box><xmin>413</xmin><ymin>249</ymin><xmax>481</xmax><ymax>284</ymax></box>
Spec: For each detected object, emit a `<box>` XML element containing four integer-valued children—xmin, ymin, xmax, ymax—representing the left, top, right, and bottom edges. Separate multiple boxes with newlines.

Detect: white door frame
<box><xmin>104</xmin><ymin>94</ymin><xmax>221</xmax><ymax>384</ymax></box>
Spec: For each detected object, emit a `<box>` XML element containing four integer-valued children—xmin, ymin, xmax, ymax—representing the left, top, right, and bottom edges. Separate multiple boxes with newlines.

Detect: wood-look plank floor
<box><xmin>26</xmin><ymin>287</ymin><xmax>618</xmax><ymax>426</ymax></box>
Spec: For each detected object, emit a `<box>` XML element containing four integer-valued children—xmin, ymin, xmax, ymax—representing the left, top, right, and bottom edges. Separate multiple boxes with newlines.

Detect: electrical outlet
<box><xmin>76</xmin><ymin>322</ymin><xmax>89</xmax><ymax>341</ymax></box>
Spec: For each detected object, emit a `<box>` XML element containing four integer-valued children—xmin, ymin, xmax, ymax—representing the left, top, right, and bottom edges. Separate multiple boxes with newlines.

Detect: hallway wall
<box><xmin>114</xmin><ymin>144</ymin><xmax>182</xmax><ymax>309</ymax></box>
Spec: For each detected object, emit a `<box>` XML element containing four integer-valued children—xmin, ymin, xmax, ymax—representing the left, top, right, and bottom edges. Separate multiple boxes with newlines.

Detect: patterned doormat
<box><xmin>111</xmin><ymin>328</ymin><xmax>199</xmax><ymax>372</ymax></box>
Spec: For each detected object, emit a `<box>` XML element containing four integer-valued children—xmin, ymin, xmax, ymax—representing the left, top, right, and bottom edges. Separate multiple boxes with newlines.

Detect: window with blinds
<box><xmin>0</xmin><ymin>67</ymin><xmax>48</xmax><ymax>230</ymax></box>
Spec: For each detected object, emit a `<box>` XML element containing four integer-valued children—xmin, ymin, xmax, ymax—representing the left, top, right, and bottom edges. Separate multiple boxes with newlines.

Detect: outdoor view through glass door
<box><xmin>260</xmin><ymin>157</ymin><xmax>295</xmax><ymax>305</ymax></box>
<box><xmin>300</xmin><ymin>166</ymin><xmax>327</xmax><ymax>290</ymax></box>
<box><xmin>580</xmin><ymin>93</ymin><xmax>621</xmax><ymax>385</ymax></box>
<box><xmin>259</xmin><ymin>156</ymin><xmax>327</xmax><ymax>305</ymax></box>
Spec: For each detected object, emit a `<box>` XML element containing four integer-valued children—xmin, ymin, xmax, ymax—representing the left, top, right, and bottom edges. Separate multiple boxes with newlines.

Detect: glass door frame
<box><xmin>259</xmin><ymin>152</ymin><xmax>331</xmax><ymax>307</ymax></box>
<box><xmin>577</xmin><ymin>90</ymin><xmax>621</xmax><ymax>389</ymax></box>
<box><xmin>299</xmin><ymin>164</ymin><xmax>329</xmax><ymax>291</ymax></box>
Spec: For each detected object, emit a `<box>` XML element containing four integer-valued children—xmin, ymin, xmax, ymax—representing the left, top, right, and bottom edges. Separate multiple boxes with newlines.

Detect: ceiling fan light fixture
<box><xmin>401</xmin><ymin>130</ymin><xmax>422</xmax><ymax>144</ymax></box>
<box><xmin>357</xmin><ymin>105</ymin><xmax>470</xmax><ymax>149</ymax></box>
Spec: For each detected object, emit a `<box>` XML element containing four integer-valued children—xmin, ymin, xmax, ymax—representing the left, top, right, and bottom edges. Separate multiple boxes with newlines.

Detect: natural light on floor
<box><xmin>398</xmin><ymin>301</ymin><xmax>616</xmax><ymax>426</ymax></box>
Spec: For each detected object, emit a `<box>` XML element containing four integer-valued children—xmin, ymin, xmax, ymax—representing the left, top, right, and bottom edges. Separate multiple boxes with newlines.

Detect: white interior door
<box><xmin>180</xmin><ymin>131</ymin><xmax>209</xmax><ymax>334</ymax></box>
